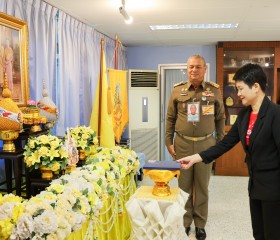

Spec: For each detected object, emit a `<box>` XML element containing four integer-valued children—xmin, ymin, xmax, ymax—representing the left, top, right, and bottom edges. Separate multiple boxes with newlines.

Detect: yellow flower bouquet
<box><xmin>67</xmin><ymin>125</ymin><xmax>99</xmax><ymax>152</ymax></box>
<box><xmin>23</xmin><ymin>134</ymin><xmax>69</xmax><ymax>172</ymax></box>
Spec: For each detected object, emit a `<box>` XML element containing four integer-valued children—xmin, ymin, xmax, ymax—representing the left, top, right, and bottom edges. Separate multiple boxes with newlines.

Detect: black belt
<box><xmin>176</xmin><ymin>132</ymin><xmax>214</xmax><ymax>142</ymax></box>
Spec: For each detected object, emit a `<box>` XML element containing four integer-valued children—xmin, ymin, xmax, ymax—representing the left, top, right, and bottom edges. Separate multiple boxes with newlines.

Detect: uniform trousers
<box><xmin>250</xmin><ymin>198</ymin><xmax>280</xmax><ymax>240</ymax></box>
<box><xmin>175</xmin><ymin>134</ymin><xmax>214</xmax><ymax>228</ymax></box>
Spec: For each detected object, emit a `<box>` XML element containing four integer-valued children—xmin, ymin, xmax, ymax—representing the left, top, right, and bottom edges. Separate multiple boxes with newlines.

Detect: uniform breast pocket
<box><xmin>203</xmin><ymin>96</ymin><xmax>215</xmax><ymax>104</ymax></box>
<box><xmin>177</xmin><ymin>96</ymin><xmax>190</xmax><ymax>112</ymax></box>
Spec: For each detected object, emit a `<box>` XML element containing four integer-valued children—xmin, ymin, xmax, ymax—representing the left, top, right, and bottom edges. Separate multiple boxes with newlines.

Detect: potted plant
<box><xmin>24</xmin><ymin>134</ymin><xmax>69</xmax><ymax>179</ymax></box>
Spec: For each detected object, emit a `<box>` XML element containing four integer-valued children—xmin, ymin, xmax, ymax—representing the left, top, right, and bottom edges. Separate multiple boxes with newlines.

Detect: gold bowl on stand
<box><xmin>0</xmin><ymin>130</ymin><xmax>19</xmax><ymax>152</ymax></box>
<box><xmin>22</xmin><ymin>106</ymin><xmax>47</xmax><ymax>132</ymax></box>
<box><xmin>0</xmin><ymin>74</ymin><xmax>22</xmax><ymax>151</ymax></box>
<box><xmin>144</xmin><ymin>169</ymin><xmax>180</xmax><ymax>197</ymax></box>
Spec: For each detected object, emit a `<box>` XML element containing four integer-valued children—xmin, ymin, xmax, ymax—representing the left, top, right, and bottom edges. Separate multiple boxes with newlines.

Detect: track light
<box><xmin>119</xmin><ymin>1</ymin><xmax>133</xmax><ymax>24</ymax></box>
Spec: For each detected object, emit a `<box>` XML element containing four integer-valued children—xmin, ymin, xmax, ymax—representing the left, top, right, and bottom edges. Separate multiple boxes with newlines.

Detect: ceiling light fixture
<box><xmin>150</xmin><ymin>23</ymin><xmax>239</xmax><ymax>30</ymax></box>
<box><xmin>119</xmin><ymin>0</ymin><xmax>133</xmax><ymax>24</ymax></box>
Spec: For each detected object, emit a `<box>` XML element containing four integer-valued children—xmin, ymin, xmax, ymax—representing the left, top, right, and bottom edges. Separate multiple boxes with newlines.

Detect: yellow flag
<box><xmin>108</xmin><ymin>69</ymin><xmax>128</xmax><ymax>143</ymax></box>
<box><xmin>89</xmin><ymin>43</ymin><xmax>115</xmax><ymax>148</ymax></box>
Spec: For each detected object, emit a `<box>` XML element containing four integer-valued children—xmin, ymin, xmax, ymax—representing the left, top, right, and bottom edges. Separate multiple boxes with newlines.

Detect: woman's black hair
<box><xmin>233</xmin><ymin>63</ymin><xmax>267</xmax><ymax>92</ymax></box>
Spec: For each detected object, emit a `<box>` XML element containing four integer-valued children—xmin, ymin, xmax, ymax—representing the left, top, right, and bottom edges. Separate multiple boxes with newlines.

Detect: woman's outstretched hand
<box><xmin>176</xmin><ymin>153</ymin><xmax>203</xmax><ymax>169</ymax></box>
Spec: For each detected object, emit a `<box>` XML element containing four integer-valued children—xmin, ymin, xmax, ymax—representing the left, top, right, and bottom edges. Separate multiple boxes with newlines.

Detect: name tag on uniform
<box><xmin>187</xmin><ymin>102</ymin><xmax>200</xmax><ymax>122</ymax></box>
<box><xmin>202</xmin><ymin>105</ymin><xmax>214</xmax><ymax>115</ymax></box>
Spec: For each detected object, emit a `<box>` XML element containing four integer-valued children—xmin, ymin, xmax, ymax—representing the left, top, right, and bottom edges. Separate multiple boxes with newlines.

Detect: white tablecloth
<box><xmin>125</xmin><ymin>186</ymin><xmax>188</xmax><ymax>240</ymax></box>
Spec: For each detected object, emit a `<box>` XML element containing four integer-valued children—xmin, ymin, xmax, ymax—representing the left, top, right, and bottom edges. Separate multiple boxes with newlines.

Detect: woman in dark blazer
<box><xmin>177</xmin><ymin>63</ymin><xmax>280</xmax><ymax>240</ymax></box>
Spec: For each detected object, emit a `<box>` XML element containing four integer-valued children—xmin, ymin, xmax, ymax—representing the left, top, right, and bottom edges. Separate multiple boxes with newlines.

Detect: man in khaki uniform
<box><xmin>165</xmin><ymin>54</ymin><xmax>225</xmax><ymax>240</ymax></box>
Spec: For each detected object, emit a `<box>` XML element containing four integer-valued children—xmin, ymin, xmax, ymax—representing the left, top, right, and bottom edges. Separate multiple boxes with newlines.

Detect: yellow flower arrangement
<box><xmin>67</xmin><ymin>125</ymin><xmax>98</xmax><ymax>151</ymax></box>
<box><xmin>24</xmin><ymin>134</ymin><xmax>69</xmax><ymax>171</ymax></box>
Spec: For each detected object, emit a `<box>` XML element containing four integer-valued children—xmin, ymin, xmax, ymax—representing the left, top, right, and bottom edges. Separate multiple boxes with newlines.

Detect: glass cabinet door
<box><xmin>223</xmin><ymin>48</ymin><xmax>274</xmax><ymax>125</ymax></box>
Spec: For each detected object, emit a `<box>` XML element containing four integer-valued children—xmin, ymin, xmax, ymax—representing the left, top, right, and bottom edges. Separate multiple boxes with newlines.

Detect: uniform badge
<box><xmin>202</xmin><ymin>105</ymin><xmax>214</xmax><ymax>115</ymax></box>
<box><xmin>180</xmin><ymin>88</ymin><xmax>188</xmax><ymax>96</ymax></box>
<box><xmin>202</xmin><ymin>88</ymin><xmax>214</xmax><ymax>97</ymax></box>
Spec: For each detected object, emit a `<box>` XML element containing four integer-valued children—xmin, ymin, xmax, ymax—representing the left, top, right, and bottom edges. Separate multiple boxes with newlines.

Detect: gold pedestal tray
<box><xmin>153</xmin><ymin>181</ymin><xmax>171</xmax><ymax>197</ymax></box>
<box><xmin>0</xmin><ymin>130</ymin><xmax>19</xmax><ymax>152</ymax></box>
<box><xmin>22</xmin><ymin>106</ymin><xmax>47</xmax><ymax>132</ymax></box>
<box><xmin>31</xmin><ymin>118</ymin><xmax>42</xmax><ymax>132</ymax></box>
<box><xmin>134</xmin><ymin>186</ymin><xmax>180</xmax><ymax>201</ymax></box>
<box><xmin>144</xmin><ymin>169</ymin><xmax>180</xmax><ymax>197</ymax></box>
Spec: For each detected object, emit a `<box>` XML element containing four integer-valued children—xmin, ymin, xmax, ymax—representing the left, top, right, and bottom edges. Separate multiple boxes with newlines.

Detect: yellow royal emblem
<box><xmin>225</xmin><ymin>96</ymin><xmax>234</xmax><ymax>106</ymax></box>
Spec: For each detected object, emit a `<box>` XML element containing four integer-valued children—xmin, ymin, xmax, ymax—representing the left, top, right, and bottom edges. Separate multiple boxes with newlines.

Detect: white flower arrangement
<box><xmin>10</xmin><ymin>197</ymin><xmax>59</xmax><ymax>239</ymax></box>
<box><xmin>0</xmin><ymin>144</ymin><xmax>139</xmax><ymax>240</ymax></box>
<box><xmin>0</xmin><ymin>194</ymin><xmax>25</xmax><ymax>240</ymax></box>
<box><xmin>49</xmin><ymin>167</ymin><xmax>106</xmax><ymax>217</ymax></box>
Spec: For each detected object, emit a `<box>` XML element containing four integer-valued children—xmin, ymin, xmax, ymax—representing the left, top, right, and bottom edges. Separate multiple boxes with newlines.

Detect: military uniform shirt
<box><xmin>165</xmin><ymin>81</ymin><xmax>225</xmax><ymax>147</ymax></box>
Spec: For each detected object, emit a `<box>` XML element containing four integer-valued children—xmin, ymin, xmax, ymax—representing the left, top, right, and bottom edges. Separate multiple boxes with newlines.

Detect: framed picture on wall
<box><xmin>0</xmin><ymin>12</ymin><xmax>29</xmax><ymax>107</ymax></box>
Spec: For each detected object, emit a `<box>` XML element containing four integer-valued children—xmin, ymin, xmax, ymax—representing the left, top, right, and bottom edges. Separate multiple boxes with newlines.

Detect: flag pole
<box><xmin>114</xmin><ymin>34</ymin><xmax>119</xmax><ymax>69</ymax></box>
<box><xmin>98</xmin><ymin>38</ymin><xmax>104</xmax><ymax>138</ymax></box>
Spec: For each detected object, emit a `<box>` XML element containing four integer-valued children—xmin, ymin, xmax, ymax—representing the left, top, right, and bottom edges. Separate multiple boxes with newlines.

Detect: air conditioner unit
<box><xmin>128</xmin><ymin>69</ymin><xmax>159</xmax><ymax>160</ymax></box>
<box><xmin>129</xmin><ymin>70</ymin><xmax>158</xmax><ymax>89</ymax></box>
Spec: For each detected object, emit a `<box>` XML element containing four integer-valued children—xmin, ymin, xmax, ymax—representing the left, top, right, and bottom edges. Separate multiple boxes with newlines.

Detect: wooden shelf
<box><xmin>215</xmin><ymin>41</ymin><xmax>280</xmax><ymax>176</ymax></box>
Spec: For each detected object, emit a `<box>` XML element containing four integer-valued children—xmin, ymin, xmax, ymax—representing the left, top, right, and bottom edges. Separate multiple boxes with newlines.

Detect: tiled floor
<box><xmin>138</xmin><ymin>175</ymin><xmax>253</xmax><ymax>240</ymax></box>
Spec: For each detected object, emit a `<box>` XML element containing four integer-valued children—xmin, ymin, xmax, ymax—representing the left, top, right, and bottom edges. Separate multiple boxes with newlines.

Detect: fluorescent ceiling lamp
<box><xmin>150</xmin><ymin>23</ymin><xmax>239</xmax><ymax>30</ymax></box>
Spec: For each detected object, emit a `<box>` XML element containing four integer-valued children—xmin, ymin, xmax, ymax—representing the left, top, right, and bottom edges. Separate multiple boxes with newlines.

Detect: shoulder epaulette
<box><xmin>207</xmin><ymin>81</ymin><xmax>219</xmax><ymax>89</ymax></box>
<box><xmin>173</xmin><ymin>81</ymin><xmax>185</xmax><ymax>88</ymax></box>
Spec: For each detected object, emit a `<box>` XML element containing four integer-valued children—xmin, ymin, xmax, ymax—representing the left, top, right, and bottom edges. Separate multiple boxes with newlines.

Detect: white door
<box><xmin>159</xmin><ymin>64</ymin><xmax>188</xmax><ymax>161</ymax></box>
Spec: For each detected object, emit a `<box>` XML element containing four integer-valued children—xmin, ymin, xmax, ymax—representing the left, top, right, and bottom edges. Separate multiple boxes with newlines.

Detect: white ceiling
<box><xmin>44</xmin><ymin>0</ymin><xmax>280</xmax><ymax>47</ymax></box>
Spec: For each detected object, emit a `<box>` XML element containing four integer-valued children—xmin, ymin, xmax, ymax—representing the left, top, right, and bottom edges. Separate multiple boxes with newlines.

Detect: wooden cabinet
<box><xmin>214</xmin><ymin>128</ymin><xmax>248</xmax><ymax>176</ymax></box>
<box><xmin>215</xmin><ymin>41</ymin><xmax>280</xmax><ymax>176</ymax></box>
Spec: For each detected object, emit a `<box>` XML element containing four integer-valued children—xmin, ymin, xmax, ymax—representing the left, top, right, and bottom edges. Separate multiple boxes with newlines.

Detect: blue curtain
<box><xmin>0</xmin><ymin>0</ymin><xmax>127</xmax><ymax>136</ymax></box>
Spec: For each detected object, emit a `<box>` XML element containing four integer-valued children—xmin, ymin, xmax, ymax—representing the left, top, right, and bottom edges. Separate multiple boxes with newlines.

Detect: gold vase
<box><xmin>65</xmin><ymin>165</ymin><xmax>76</xmax><ymax>173</ymax></box>
<box><xmin>78</xmin><ymin>149</ymin><xmax>86</xmax><ymax>160</ymax></box>
<box><xmin>0</xmin><ymin>130</ymin><xmax>19</xmax><ymax>152</ymax></box>
<box><xmin>40</xmin><ymin>165</ymin><xmax>53</xmax><ymax>180</ymax></box>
